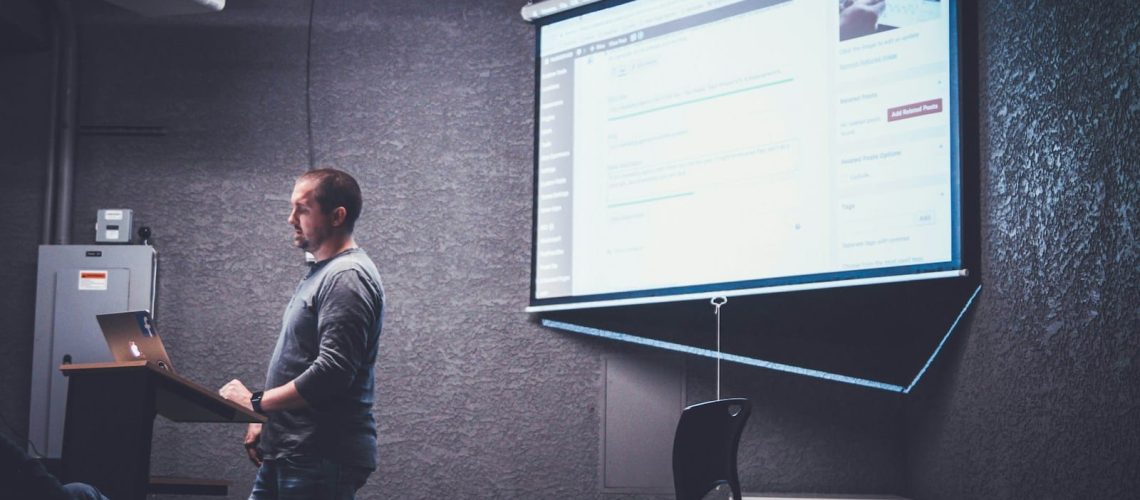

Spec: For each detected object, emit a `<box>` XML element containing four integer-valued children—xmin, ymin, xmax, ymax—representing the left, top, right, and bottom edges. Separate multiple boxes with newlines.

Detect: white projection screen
<box><xmin>529</xmin><ymin>0</ymin><xmax>967</xmax><ymax>312</ymax></box>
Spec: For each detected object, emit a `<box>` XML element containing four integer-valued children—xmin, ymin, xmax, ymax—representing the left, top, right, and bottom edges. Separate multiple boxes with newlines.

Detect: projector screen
<box><xmin>529</xmin><ymin>0</ymin><xmax>966</xmax><ymax>312</ymax></box>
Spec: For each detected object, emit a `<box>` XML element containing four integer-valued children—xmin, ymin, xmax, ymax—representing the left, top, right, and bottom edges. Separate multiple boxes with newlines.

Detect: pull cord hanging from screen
<box><xmin>712</xmin><ymin>296</ymin><xmax>727</xmax><ymax>400</ymax></box>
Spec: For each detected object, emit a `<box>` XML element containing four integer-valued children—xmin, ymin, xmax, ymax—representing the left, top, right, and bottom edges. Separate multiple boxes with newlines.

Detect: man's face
<box><xmin>287</xmin><ymin>179</ymin><xmax>332</xmax><ymax>251</ymax></box>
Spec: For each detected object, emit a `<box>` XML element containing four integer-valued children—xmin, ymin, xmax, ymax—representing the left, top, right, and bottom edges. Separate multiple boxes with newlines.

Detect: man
<box><xmin>219</xmin><ymin>168</ymin><xmax>385</xmax><ymax>499</ymax></box>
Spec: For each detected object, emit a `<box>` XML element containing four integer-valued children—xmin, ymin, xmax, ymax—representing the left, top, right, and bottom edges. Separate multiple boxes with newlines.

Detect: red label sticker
<box><xmin>79</xmin><ymin>270</ymin><xmax>108</xmax><ymax>291</ymax></box>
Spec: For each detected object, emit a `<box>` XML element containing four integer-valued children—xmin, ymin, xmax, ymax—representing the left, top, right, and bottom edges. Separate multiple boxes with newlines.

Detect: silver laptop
<box><xmin>95</xmin><ymin>310</ymin><xmax>175</xmax><ymax>372</ymax></box>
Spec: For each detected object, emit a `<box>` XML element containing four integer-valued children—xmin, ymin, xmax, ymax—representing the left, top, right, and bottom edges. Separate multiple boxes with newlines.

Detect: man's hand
<box><xmin>244</xmin><ymin>423</ymin><xmax>263</xmax><ymax>467</ymax></box>
<box><xmin>219</xmin><ymin>379</ymin><xmax>254</xmax><ymax>411</ymax></box>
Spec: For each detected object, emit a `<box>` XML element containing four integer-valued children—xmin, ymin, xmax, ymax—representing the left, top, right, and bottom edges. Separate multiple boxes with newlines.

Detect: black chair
<box><xmin>671</xmin><ymin>398</ymin><xmax>752</xmax><ymax>500</ymax></box>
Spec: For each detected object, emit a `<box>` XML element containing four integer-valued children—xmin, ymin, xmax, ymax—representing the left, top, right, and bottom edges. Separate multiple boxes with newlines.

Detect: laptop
<box><xmin>95</xmin><ymin>310</ymin><xmax>175</xmax><ymax>372</ymax></box>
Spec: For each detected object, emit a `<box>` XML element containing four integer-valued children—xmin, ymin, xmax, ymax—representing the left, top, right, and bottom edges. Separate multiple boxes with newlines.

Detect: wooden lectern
<box><xmin>60</xmin><ymin>361</ymin><xmax>266</xmax><ymax>500</ymax></box>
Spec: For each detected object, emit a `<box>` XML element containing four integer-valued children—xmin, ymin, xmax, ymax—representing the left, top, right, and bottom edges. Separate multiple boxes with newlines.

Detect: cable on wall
<box><xmin>305</xmin><ymin>0</ymin><xmax>316</xmax><ymax>170</ymax></box>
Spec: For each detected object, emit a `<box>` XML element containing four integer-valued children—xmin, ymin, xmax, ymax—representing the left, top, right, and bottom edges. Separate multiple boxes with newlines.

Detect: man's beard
<box><xmin>293</xmin><ymin>230</ymin><xmax>311</xmax><ymax>250</ymax></box>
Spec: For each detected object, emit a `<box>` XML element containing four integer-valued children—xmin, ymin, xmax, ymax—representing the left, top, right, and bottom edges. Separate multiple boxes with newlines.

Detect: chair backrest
<box><xmin>671</xmin><ymin>398</ymin><xmax>752</xmax><ymax>500</ymax></box>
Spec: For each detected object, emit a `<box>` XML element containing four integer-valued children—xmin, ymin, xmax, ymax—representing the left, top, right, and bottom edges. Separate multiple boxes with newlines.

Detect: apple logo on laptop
<box><xmin>129</xmin><ymin>341</ymin><xmax>143</xmax><ymax>359</ymax></box>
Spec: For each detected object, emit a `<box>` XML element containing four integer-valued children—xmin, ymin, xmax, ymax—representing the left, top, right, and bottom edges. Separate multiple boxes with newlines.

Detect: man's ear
<box><xmin>332</xmin><ymin>206</ymin><xmax>348</xmax><ymax>227</ymax></box>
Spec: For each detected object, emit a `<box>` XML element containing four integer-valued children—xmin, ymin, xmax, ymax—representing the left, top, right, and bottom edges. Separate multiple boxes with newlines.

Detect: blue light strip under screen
<box><xmin>904</xmin><ymin>283</ymin><xmax>982</xmax><ymax>393</ymax></box>
<box><xmin>542</xmin><ymin>319</ymin><xmax>905</xmax><ymax>392</ymax></box>
<box><xmin>541</xmin><ymin>282</ymin><xmax>982</xmax><ymax>394</ymax></box>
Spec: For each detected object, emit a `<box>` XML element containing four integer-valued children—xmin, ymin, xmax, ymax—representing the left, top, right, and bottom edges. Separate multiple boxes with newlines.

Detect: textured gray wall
<box><xmin>1</xmin><ymin>0</ymin><xmax>1135</xmax><ymax>499</ymax></box>
<box><xmin>0</xmin><ymin>42</ymin><xmax>51</xmax><ymax>457</ymax></box>
<box><xmin>904</xmin><ymin>1</ymin><xmax>1140</xmax><ymax>499</ymax></box>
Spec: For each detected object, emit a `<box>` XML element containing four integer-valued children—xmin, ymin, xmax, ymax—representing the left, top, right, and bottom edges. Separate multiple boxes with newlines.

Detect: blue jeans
<box><xmin>249</xmin><ymin>456</ymin><xmax>371</xmax><ymax>500</ymax></box>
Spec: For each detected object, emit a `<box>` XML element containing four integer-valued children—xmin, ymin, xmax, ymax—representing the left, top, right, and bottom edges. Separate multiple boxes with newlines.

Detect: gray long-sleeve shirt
<box><xmin>260</xmin><ymin>248</ymin><xmax>385</xmax><ymax>469</ymax></box>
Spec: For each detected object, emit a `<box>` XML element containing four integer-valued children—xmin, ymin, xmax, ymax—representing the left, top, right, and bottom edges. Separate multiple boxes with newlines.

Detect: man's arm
<box><xmin>292</xmin><ymin>269</ymin><xmax>379</xmax><ymax>406</ymax></box>
<box><xmin>219</xmin><ymin>269</ymin><xmax>380</xmax><ymax>410</ymax></box>
<box><xmin>219</xmin><ymin>379</ymin><xmax>309</xmax><ymax>412</ymax></box>
<box><xmin>259</xmin><ymin>380</ymin><xmax>310</xmax><ymax>411</ymax></box>
<box><xmin>220</xmin><ymin>379</ymin><xmax>309</xmax><ymax>468</ymax></box>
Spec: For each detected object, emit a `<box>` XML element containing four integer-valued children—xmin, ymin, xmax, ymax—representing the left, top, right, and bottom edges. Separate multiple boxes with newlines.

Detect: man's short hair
<box><xmin>299</xmin><ymin>168</ymin><xmax>363</xmax><ymax>232</ymax></box>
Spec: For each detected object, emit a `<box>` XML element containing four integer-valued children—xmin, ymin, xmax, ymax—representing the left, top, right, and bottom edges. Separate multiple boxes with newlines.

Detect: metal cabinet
<box><xmin>28</xmin><ymin>245</ymin><xmax>156</xmax><ymax>458</ymax></box>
